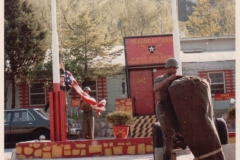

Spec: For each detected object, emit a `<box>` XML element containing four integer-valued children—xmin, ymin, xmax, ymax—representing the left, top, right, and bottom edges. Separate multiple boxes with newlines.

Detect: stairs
<box><xmin>130</xmin><ymin>115</ymin><xmax>158</xmax><ymax>138</ymax></box>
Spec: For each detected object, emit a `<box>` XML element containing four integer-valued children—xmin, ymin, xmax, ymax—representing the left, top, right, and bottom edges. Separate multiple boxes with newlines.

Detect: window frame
<box><xmin>34</xmin><ymin>109</ymin><xmax>50</xmax><ymax>120</ymax></box>
<box><xmin>4</xmin><ymin>111</ymin><xmax>12</xmax><ymax>123</ymax></box>
<box><xmin>12</xmin><ymin>110</ymin><xmax>34</xmax><ymax>122</ymax></box>
<box><xmin>29</xmin><ymin>82</ymin><xmax>46</xmax><ymax>106</ymax></box>
<box><xmin>208</xmin><ymin>72</ymin><xmax>225</xmax><ymax>94</ymax></box>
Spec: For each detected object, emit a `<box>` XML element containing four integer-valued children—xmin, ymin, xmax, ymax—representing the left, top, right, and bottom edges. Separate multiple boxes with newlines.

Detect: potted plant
<box><xmin>227</xmin><ymin>106</ymin><xmax>235</xmax><ymax>121</ymax></box>
<box><xmin>106</xmin><ymin>111</ymin><xmax>134</xmax><ymax>138</ymax></box>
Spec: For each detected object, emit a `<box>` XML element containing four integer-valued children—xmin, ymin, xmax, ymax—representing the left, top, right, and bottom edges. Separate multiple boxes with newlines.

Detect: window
<box><xmin>29</xmin><ymin>83</ymin><xmax>46</xmax><ymax>106</ymax></box>
<box><xmin>35</xmin><ymin>109</ymin><xmax>50</xmax><ymax>120</ymax></box>
<box><xmin>82</xmin><ymin>80</ymin><xmax>97</xmax><ymax>100</ymax></box>
<box><xmin>208</xmin><ymin>72</ymin><xmax>225</xmax><ymax>94</ymax></box>
<box><xmin>21</xmin><ymin>111</ymin><xmax>34</xmax><ymax>121</ymax></box>
<box><xmin>4</xmin><ymin>112</ymin><xmax>11</xmax><ymax>123</ymax></box>
<box><xmin>12</xmin><ymin>111</ymin><xmax>34</xmax><ymax>122</ymax></box>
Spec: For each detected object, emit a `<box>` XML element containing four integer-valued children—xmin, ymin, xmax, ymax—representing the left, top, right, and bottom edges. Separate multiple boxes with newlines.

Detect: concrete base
<box><xmin>13</xmin><ymin>143</ymin><xmax>235</xmax><ymax>160</ymax></box>
<box><xmin>10</xmin><ymin>149</ymin><xmax>17</xmax><ymax>160</ymax></box>
<box><xmin>15</xmin><ymin>138</ymin><xmax>153</xmax><ymax>159</ymax></box>
<box><xmin>13</xmin><ymin>132</ymin><xmax>236</xmax><ymax>159</ymax></box>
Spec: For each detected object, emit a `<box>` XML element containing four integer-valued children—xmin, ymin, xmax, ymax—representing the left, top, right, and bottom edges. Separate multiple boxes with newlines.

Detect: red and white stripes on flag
<box><xmin>64</xmin><ymin>70</ymin><xmax>106</xmax><ymax>117</ymax></box>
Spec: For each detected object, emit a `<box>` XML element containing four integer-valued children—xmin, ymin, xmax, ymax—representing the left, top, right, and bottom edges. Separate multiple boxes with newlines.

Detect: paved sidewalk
<box><xmin>4</xmin><ymin>148</ymin><xmax>13</xmax><ymax>160</ymax></box>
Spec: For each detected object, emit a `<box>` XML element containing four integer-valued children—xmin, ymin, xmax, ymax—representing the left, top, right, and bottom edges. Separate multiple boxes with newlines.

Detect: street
<box><xmin>4</xmin><ymin>148</ymin><xmax>13</xmax><ymax>160</ymax></box>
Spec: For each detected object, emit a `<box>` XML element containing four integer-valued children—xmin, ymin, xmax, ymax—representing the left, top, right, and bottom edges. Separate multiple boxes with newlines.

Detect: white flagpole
<box><xmin>171</xmin><ymin>0</ymin><xmax>182</xmax><ymax>75</ymax></box>
<box><xmin>51</xmin><ymin>0</ymin><xmax>60</xmax><ymax>90</ymax></box>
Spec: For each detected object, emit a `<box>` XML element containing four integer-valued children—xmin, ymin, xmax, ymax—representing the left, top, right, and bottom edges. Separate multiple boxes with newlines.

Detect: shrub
<box><xmin>106</xmin><ymin>111</ymin><xmax>134</xmax><ymax>127</ymax></box>
<box><xmin>227</xmin><ymin>106</ymin><xmax>235</xmax><ymax>121</ymax></box>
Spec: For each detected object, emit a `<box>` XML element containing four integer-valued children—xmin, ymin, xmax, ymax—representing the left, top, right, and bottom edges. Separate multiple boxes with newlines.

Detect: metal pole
<box><xmin>51</xmin><ymin>0</ymin><xmax>60</xmax><ymax>89</ymax></box>
<box><xmin>171</xmin><ymin>0</ymin><xmax>182</xmax><ymax>75</ymax></box>
<box><xmin>51</xmin><ymin>0</ymin><xmax>61</xmax><ymax>141</ymax></box>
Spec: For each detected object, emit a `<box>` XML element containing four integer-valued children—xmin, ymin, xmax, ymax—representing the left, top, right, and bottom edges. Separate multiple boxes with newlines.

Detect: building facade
<box><xmin>5</xmin><ymin>36</ymin><xmax>235</xmax><ymax>121</ymax></box>
<box><xmin>181</xmin><ymin>36</ymin><xmax>235</xmax><ymax>118</ymax></box>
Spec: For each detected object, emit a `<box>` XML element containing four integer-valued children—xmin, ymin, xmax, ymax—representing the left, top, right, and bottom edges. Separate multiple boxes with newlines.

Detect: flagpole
<box><xmin>51</xmin><ymin>0</ymin><xmax>60</xmax><ymax>90</ymax></box>
<box><xmin>51</xmin><ymin>0</ymin><xmax>61</xmax><ymax>141</ymax></box>
<box><xmin>171</xmin><ymin>0</ymin><xmax>182</xmax><ymax>75</ymax></box>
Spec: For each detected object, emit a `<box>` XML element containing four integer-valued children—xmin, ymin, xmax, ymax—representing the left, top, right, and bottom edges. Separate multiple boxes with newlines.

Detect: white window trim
<box><xmin>29</xmin><ymin>82</ymin><xmax>46</xmax><ymax>106</ymax></box>
<box><xmin>208</xmin><ymin>72</ymin><xmax>226</xmax><ymax>94</ymax></box>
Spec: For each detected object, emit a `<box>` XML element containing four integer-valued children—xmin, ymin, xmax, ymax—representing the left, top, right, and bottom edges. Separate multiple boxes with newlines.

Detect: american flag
<box><xmin>64</xmin><ymin>70</ymin><xmax>79</xmax><ymax>87</ymax></box>
<box><xmin>64</xmin><ymin>70</ymin><xmax>106</xmax><ymax>117</ymax></box>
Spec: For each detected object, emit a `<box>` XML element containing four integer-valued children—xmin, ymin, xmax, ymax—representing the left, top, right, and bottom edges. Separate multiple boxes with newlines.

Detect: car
<box><xmin>67</xmin><ymin>118</ymin><xmax>82</xmax><ymax>139</ymax></box>
<box><xmin>4</xmin><ymin>108</ymin><xmax>82</xmax><ymax>147</ymax></box>
<box><xmin>4</xmin><ymin>108</ymin><xmax>50</xmax><ymax>147</ymax></box>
